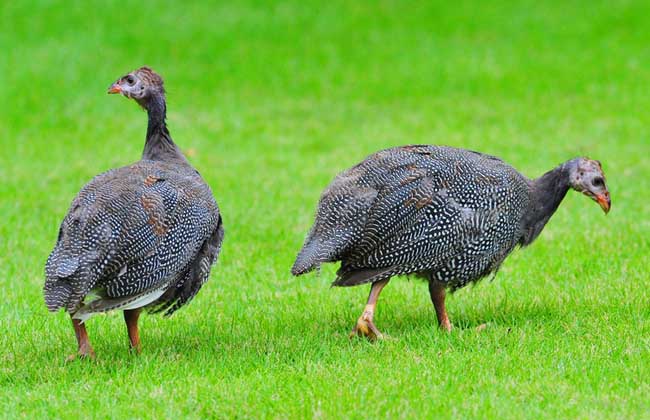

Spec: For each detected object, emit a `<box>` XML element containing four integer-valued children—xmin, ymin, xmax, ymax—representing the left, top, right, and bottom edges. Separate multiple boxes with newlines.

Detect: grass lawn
<box><xmin>1</xmin><ymin>0</ymin><xmax>649</xmax><ymax>418</ymax></box>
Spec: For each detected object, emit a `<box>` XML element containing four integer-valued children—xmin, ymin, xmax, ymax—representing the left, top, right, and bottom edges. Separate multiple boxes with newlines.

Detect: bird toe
<box><xmin>66</xmin><ymin>348</ymin><xmax>96</xmax><ymax>363</ymax></box>
<box><xmin>349</xmin><ymin>316</ymin><xmax>384</xmax><ymax>341</ymax></box>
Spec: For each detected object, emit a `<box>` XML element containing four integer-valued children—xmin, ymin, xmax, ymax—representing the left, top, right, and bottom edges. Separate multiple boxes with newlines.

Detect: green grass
<box><xmin>1</xmin><ymin>0</ymin><xmax>649</xmax><ymax>418</ymax></box>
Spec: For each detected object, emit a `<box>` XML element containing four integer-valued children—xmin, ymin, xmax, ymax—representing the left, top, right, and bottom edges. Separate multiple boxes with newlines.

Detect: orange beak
<box><xmin>108</xmin><ymin>83</ymin><xmax>122</xmax><ymax>94</ymax></box>
<box><xmin>596</xmin><ymin>192</ymin><xmax>611</xmax><ymax>214</ymax></box>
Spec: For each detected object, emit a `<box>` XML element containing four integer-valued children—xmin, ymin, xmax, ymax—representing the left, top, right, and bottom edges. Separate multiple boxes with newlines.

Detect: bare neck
<box><xmin>520</xmin><ymin>162</ymin><xmax>571</xmax><ymax>246</ymax></box>
<box><xmin>141</xmin><ymin>93</ymin><xmax>189</xmax><ymax>165</ymax></box>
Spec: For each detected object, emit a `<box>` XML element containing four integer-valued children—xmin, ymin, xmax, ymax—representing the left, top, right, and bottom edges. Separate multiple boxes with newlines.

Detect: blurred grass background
<box><xmin>1</xmin><ymin>0</ymin><xmax>649</xmax><ymax>418</ymax></box>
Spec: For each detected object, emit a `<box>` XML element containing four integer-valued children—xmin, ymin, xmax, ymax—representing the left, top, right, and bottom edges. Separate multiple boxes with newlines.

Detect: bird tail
<box><xmin>43</xmin><ymin>280</ymin><xmax>74</xmax><ymax>312</ymax></box>
<box><xmin>332</xmin><ymin>266</ymin><xmax>397</xmax><ymax>287</ymax></box>
<box><xmin>43</xmin><ymin>249</ymin><xmax>80</xmax><ymax>312</ymax></box>
<box><xmin>291</xmin><ymin>236</ymin><xmax>327</xmax><ymax>276</ymax></box>
<box><xmin>72</xmin><ymin>286</ymin><xmax>168</xmax><ymax>323</ymax></box>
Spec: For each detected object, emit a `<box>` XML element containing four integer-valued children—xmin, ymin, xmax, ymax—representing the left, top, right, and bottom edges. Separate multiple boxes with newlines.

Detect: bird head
<box><xmin>567</xmin><ymin>157</ymin><xmax>611</xmax><ymax>214</ymax></box>
<box><xmin>108</xmin><ymin>66</ymin><xmax>164</xmax><ymax>108</ymax></box>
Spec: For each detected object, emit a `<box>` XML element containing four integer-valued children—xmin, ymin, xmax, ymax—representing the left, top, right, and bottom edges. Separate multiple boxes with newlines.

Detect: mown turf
<box><xmin>1</xmin><ymin>0</ymin><xmax>649</xmax><ymax>418</ymax></box>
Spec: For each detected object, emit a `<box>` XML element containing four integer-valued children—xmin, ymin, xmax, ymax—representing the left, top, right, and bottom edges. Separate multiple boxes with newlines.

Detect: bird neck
<box><xmin>142</xmin><ymin>93</ymin><xmax>189</xmax><ymax>164</ymax></box>
<box><xmin>520</xmin><ymin>162</ymin><xmax>571</xmax><ymax>246</ymax></box>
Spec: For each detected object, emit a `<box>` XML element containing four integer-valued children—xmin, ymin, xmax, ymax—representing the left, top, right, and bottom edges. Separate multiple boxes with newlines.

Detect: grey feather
<box><xmin>293</xmin><ymin>145</ymin><xmax>572</xmax><ymax>291</ymax></box>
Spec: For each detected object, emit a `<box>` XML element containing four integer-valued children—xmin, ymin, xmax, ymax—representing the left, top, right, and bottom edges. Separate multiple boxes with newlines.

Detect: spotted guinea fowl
<box><xmin>292</xmin><ymin>145</ymin><xmax>610</xmax><ymax>339</ymax></box>
<box><xmin>44</xmin><ymin>67</ymin><xmax>224</xmax><ymax>359</ymax></box>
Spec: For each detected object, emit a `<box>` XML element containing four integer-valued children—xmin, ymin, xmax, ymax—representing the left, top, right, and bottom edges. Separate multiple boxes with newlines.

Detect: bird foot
<box><xmin>66</xmin><ymin>346</ymin><xmax>95</xmax><ymax>362</ymax></box>
<box><xmin>439</xmin><ymin>319</ymin><xmax>452</xmax><ymax>332</ymax></box>
<box><xmin>349</xmin><ymin>313</ymin><xmax>384</xmax><ymax>341</ymax></box>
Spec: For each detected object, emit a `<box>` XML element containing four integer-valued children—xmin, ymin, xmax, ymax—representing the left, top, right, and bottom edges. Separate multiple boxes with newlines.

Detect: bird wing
<box><xmin>336</xmin><ymin>180</ymin><xmax>507</xmax><ymax>284</ymax></box>
<box><xmin>147</xmin><ymin>214</ymin><xmax>224</xmax><ymax>316</ymax></box>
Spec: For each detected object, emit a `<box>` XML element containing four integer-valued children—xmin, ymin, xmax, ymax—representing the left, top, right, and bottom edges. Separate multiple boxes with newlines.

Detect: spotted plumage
<box><xmin>292</xmin><ymin>145</ymin><xmax>610</xmax><ymax>339</ymax></box>
<box><xmin>44</xmin><ymin>67</ymin><xmax>224</xmax><ymax>358</ymax></box>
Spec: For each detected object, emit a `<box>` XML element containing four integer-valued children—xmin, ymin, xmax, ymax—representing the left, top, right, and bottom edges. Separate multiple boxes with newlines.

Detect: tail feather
<box><xmin>43</xmin><ymin>280</ymin><xmax>74</xmax><ymax>312</ymax></box>
<box><xmin>291</xmin><ymin>237</ymin><xmax>324</xmax><ymax>276</ymax></box>
<box><xmin>333</xmin><ymin>266</ymin><xmax>397</xmax><ymax>287</ymax></box>
<box><xmin>72</xmin><ymin>286</ymin><xmax>168</xmax><ymax>323</ymax></box>
<box><xmin>44</xmin><ymin>247</ymin><xmax>83</xmax><ymax>312</ymax></box>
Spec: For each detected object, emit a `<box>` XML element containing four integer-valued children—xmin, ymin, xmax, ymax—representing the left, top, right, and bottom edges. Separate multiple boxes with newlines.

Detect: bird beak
<box><xmin>596</xmin><ymin>192</ymin><xmax>611</xmax><ymax>214</ymax></box>
<box><xmin>108</xmin><ymin>83</ymin><xmax>122</xmax><ymax>94</ymax></box>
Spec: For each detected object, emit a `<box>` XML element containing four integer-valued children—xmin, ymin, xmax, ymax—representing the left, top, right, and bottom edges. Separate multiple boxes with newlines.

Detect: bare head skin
<box><xmin>567</xmin><ymin>157</ymin><xmax>611</xmax><ymax>213</ymax></box>
<box><xmin>106</xmin><ymin>66</ymin><xmax>185</xmax><ymax>162</ymax></box>
<box><xmin>107</xmin><ymin>66</ymin><xmax>164</xmax><ymax>109</ymax></box>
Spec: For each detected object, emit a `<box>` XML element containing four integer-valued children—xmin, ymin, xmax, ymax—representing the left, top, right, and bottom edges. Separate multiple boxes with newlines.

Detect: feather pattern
<box><xmin>44</xmin><ymin>160</ymin><xmax>222</xmax><ymax>317</ymax></box>
<box><xmin>292</xmin><ymin>145</ymin><xmax>531</xmax><ymax>290</ymax></box>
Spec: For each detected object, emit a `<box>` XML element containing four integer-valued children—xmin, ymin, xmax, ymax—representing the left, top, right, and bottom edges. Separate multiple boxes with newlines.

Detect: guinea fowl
<box><xmin>44</xmin><ymin>67</ymin><xmax>224</xmax><ymax>359</ymax></box>
<box><xmin>292</xmin><ymin>145</ymin><xmax>610</xmax><ymax>339</ymax></box>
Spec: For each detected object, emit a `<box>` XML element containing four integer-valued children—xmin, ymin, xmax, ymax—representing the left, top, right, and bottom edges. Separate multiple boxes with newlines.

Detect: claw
<box><xmin>440</xmin><ymin>318</ymin><xmax>452</xmax><ymax>332</ymax></box>
<box><xmin>66</xmin><ymin>347</ymin><xmax>95</xmax><ymax>362</ymax></box>
<box><xmin>349</xmin><ymin>315</ymin><xmax>384</xmax><ymax>341</ymax></box>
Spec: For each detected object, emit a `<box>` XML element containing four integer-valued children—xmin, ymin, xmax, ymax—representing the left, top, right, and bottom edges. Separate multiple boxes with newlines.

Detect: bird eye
<box><xmin>126</xmin><ymin>75</ymin><xmax>135</xmax><ymax>85</ymax></box>
<box><xmin>592</xmin><ymin>177</ymin><xmax>604</xmax><ymax>187</ymax></box>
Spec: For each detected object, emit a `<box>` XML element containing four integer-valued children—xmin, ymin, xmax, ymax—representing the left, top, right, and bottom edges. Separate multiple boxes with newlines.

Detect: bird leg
<box><xmin>429</xmin><ymin>281</ymin><xmax>452</xmax><ymax>332</ymax></box>
<box><xmin>350</xmin><ymin>279</ymin><xmax>390</xmax><ymax>341</ymax></box>
<box><xmin>123</xmin><ymin>308</ymin><xmax>142</xmax><ymax>353</ymax></box>
<box><xmin>67</xmin><ymin>316</ymin><xmax>95</xmax><ymax>361</ymax></box>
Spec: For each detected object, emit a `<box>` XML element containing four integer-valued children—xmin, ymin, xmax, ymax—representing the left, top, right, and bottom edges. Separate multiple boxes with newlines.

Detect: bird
<box><xmin>44</xmin><ymin>67</ymin><xmax>224</xmax><ymax>359</ymax></box>
<box><xmin>291</xmin><ymin>145</ymin><xmax>610</xmax><ymax>339</ymax></box>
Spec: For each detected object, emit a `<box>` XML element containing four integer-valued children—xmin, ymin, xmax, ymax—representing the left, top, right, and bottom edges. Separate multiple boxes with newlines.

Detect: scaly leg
<box><xmin>350</xmin><ymin>279</ymin><xmax>390</xmax><ymax>341</ymax></box>
<box><xmin>123</xmin><ymin>308</ymin><xmax>142</xmax><ymax>353</ymax></box>
<box><xmin>428</xmin><ymin>281</ymin><xmax>452</xmax><ymax>332</ymax></box>
<box><xmin>67</xmin><ymin>316</ymin><xmax>95</xmax><ymax>361</ymax></box>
